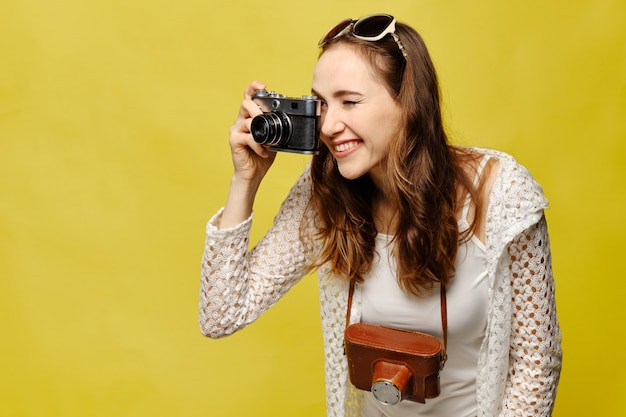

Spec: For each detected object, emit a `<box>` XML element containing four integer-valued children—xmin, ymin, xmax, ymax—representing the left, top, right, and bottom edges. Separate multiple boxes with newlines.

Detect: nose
<box><xmin>320</xmin><ymin>106</ymin><xmax>345</xmax><ymax>138</ymax></box>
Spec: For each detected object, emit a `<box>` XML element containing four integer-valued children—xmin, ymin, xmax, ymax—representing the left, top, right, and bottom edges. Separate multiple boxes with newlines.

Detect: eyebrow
<box><xmin>311</xmin><ymin>89</ymin><xmax>364</xmax><ymax>100</ymax></box>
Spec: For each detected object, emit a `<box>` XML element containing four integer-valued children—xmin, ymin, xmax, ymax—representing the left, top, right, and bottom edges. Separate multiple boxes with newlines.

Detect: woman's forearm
<box><xmin>219</xmin><ymin>174</ymin><xmax>262</xmax><ymax>229</ymax></box>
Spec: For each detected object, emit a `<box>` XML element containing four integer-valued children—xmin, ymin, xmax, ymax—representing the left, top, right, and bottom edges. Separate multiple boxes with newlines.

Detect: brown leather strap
<box><xmin>345</xmin><ymin>279</ymin><xmax>356</xmax><ymax>331</ymax></box>
<box><xmin>440</xmin><ymin>283</ymin><xmax>448</xmax><ymax>363</ymax></box>
<box><xmin>345</xmin><ymin>279</ymin><xmax>448</xmax><ymax>360</ymax></box>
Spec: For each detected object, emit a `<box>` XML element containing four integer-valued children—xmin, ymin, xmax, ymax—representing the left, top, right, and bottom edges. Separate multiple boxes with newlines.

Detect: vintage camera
<box><xmin>251</xmin><ymin>89</ymin><xmax>320</xmax><ymax>155</ymax></box>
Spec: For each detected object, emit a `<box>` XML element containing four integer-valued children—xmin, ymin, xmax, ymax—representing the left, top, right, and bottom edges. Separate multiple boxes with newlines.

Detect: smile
<box><xmin>334</xmin><ymin>141</ymin><xmax>361</xmax><ymax>153</ymax></box>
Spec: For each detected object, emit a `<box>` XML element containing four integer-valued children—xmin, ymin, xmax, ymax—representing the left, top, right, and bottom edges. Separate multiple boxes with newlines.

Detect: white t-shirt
<box><xmin>360</xmin><ymin>157</ymin><xmax>491</xmax><ymax>417</ymax></box>
<box><xmin>360</xmin><ymin>231</ymin><xmax>488</xmax><ymax>417</ymax></box>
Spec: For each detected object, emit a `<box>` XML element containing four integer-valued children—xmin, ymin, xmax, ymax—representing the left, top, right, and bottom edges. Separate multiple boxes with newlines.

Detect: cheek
<box><xmin>319</xmin><ymin>136</ymin><xmax>333</xmax><ymax>152</ymax></box>
<box><xmin>377</xmin><ymin>110</ymin><xmax>403</xmax><ymax>140</ymax></box>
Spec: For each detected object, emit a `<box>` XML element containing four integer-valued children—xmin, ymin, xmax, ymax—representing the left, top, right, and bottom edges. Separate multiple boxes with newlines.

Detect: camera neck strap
<box><xmin>345</xmin><ymin>279</ymin><xmax>448</xmax><ymax>361</ymax></box>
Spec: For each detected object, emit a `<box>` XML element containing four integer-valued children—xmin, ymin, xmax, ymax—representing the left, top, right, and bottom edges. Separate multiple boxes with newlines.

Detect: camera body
<box><xmin>251</xmin><ymin>89</ymin><xmax>320</xmax><ymax>155</ymax></box>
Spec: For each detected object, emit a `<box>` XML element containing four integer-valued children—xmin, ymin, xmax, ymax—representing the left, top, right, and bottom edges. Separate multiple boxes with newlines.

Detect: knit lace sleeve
<box><xmin>501</xmin><ymin>216</ymin><xmax>562</xmax><ymax>415</ymax></box>
<box><xmin>198</xmin><ymin>169</ymin><xmax>316</xmax><ymax>338</ymax></box>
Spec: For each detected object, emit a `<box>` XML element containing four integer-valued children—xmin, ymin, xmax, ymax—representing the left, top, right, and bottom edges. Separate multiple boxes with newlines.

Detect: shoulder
<box><xmin>471</xmin><ymin>148</ymin><xmax>549</xmax><ymax>241</ymax></box>
<box><xmin>286</xmin><ymin>162</ymin><xmax>313</xmax><ymax>195</ymax></box>
<box><xmin>473</xmin><ymin>147</ymin><xmax>547</xmax><ymax>206</ymax></box>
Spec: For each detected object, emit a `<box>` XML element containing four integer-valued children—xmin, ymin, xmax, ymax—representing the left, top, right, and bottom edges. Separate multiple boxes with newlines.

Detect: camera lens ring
<box><xmin>250</xmin><ymin>111</ymin><xmax>292</xmax><ymax>146</ymax></box>
<box><xmin>372</xmin><ymin>381</ymin><xmax>402</xmax><ymax>406</ymax></box>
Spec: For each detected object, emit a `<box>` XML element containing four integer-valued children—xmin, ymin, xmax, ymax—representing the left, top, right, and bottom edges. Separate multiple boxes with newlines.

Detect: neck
<box><xmin>373</xmin><ymin>190</ymin><xmax>398</xmax><ymax>235</ymax></box>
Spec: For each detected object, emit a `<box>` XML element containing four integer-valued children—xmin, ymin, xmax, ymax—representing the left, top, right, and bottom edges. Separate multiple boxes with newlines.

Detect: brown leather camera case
<box><xmin>344</xmin><ymin>322</ymin><xmax>444</xmax><ymax>404</ymax></box>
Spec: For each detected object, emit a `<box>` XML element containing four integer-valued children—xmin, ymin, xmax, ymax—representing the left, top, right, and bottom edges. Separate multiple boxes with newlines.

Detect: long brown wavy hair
<box><xmin>308</xmin><ymin>21</ymin><xmax>480</xmax><ymax>295</ymax></box>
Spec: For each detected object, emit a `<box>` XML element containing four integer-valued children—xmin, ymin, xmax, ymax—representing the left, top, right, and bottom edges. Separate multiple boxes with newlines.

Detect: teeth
<box><xmin>335</xmin><ymin>141</ymin><xmax>359</xmax><ymax>152</ymax></box>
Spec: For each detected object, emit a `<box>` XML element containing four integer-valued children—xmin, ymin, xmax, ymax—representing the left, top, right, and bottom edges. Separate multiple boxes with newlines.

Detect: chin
<box><xmin>337</xmin><ymin>164</ymin><xmax>368</xmax><ymax>180</ymax></box>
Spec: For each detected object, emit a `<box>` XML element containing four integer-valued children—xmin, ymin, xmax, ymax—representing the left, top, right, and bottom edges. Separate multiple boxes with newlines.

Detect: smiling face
<box><xmin>311</xmin><ymin>43</ymin><xmax>403</xmax><ymax>184</ymax></box>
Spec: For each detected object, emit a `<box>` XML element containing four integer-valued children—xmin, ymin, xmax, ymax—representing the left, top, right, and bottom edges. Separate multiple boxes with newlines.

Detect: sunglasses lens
<box><xmin>319</xmin><ymin>18</ymin><xmax>352</xmax><ymax>46</ymax></box>
<box><xmin>353</xmin><ymin>14</ymin><xmax>394</xmax><ymax>38</ymax></box>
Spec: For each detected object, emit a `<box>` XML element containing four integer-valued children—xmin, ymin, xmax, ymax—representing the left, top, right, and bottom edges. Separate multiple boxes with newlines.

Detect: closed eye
<box><xmin>343</xmin><ymin>99</ymin><xmax>362</xmax><ymax>106</ymax></box>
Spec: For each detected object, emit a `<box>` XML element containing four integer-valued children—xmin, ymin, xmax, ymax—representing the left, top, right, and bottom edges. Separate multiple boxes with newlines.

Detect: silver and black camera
<box><xmin>251</xmin><ymin>90</ymin><xmax>320</xmax><ymax>155</ymax></box>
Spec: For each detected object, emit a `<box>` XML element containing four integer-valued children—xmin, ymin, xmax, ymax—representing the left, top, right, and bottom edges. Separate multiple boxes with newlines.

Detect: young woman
<box><xmin>199</xmin><ymin>14</ymin><xmax>562</xmax><ymax>417</ymax></box>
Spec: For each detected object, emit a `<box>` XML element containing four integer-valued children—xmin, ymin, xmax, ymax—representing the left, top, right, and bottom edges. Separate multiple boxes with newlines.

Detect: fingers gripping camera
<box><xmin>251</xmin><ymin>90</ymin><xmax>321</xmax><ymax>155</ymax></box>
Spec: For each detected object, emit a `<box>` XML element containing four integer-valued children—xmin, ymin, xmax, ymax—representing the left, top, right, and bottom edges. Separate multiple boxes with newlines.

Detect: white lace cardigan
<box><xmin>199</xmin><ymin>148</ymin><xmax>562</xmax><ymax>416</ymax></box>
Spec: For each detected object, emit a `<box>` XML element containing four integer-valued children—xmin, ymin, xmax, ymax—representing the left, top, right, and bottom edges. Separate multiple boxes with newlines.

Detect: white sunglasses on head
<box><xmin>318</xmin><ymin>14</ymin><xmax>407</xmax><ymax>58</ymax></box>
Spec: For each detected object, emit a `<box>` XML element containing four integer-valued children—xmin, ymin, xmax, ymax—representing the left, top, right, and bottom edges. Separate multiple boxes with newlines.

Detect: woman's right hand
<box><xmin>228</xmin><ymin>81</ymin><xmax>277</xmax><ymax>184</ymax></box>
<box><xmin>219</xmin><ymin>81</ymin><xmax>277</xmax><ymax>229</ymax></box>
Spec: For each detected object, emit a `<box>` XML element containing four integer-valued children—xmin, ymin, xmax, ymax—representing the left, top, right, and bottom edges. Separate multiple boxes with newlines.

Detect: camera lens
<box><xmin>250</xmin><ymin>112</ymin><xmax>292</xmax><ymax>146</ymax></box>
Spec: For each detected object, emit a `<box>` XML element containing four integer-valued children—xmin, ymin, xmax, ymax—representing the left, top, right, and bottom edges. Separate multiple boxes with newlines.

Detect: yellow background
<box><xmin>1</xmin><ymin>0</ymin><xmax>624</xmax><ymax>415</ymax></box>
